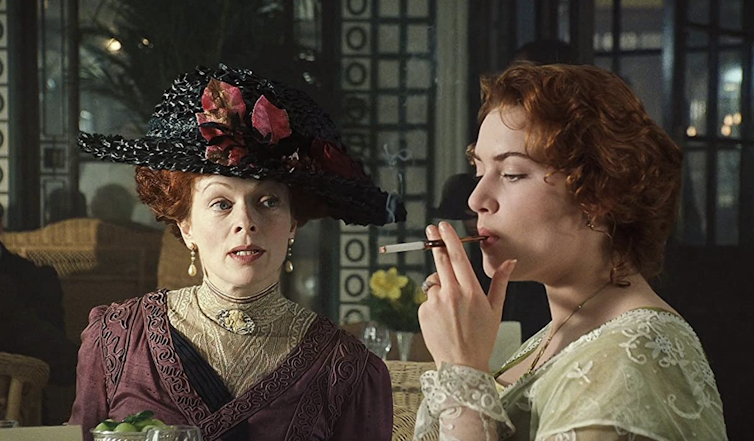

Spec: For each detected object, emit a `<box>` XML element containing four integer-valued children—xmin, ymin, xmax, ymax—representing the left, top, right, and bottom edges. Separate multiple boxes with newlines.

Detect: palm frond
<box><xmin>80</xmin><ymin>0</ymin><xmax>301</xmax><ymax>124</ymax></box>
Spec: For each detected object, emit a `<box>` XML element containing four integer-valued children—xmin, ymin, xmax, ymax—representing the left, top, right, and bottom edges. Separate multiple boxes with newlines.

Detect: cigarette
<box><xmin>379</xmin><ymin>236</ymin><xmax>488</xmax><ymax>254</ymax></box>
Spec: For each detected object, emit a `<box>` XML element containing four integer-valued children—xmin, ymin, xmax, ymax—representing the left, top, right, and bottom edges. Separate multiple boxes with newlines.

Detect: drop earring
<box><xmin>585</xmin><ymin>213</ymin><xmax>596</xmax><ymax>231</ymax></box>
<box><xmin>188</xmin><ymin>243</ymin><xmax>198</xmax><ymax>277</ymax></box>
<box><xmin>284</xmin><ymin>237</ymin><xmax>295</xmax><ymax>273</ymax></box>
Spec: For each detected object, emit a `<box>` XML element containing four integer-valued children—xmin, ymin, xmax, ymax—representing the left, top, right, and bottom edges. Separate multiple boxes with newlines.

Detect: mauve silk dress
<box><xmin>69</xmin><ymin>291</ymin><xmax>393</xmax><ymax>441</ymax></box>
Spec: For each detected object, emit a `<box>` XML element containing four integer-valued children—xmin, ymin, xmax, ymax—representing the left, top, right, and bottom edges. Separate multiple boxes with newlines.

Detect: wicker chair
<box><xmin>1</xmin><ymin>218</ymin><xmax>163</xmax><ymax>424</ymax></box>
<box><xmin>1</xmin><ymin>218</ymin><xmax>163</xmax><ymax>343</ymax></box>
<box><xmin>0</xmin><ymin>352</ymin><xmax>50</xmax><ymax>426</ymax></box>
<box><xmin>385</xmin><ymin>361</ymin><xmax>436</xmax><ymax>441</ymax></box>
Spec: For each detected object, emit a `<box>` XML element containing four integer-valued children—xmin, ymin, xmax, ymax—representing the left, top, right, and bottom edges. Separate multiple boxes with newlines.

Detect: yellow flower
<box><xmin>414</xmin><ymin>286</ymin><xmax>428</xmax><ymax>304</ymax></box>
<box><xmin>370</xmin><ymin>267</ymin><xmax>409</xmax><ymax>300</ymax></box>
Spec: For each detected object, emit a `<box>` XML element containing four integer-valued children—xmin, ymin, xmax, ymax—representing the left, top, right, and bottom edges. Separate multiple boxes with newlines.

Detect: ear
<box><xmin>177</xmin><ymin>219</ymin><xmax>194</xmax><ymax>249</ymax></box>
<box><xmin>289</xmin><ymin>219</ymin><xmax>298</xmax><ymax>236</ymax></box>
<box><xmin>583</xmin><ymin>210</ymin><xmax>613</xmax><ymax>236</ymax></box>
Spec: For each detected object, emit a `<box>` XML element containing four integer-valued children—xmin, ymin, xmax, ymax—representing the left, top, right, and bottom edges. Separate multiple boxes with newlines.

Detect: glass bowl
<box><xmin>91</xmin><ymin>430</ymin><xmax>148</xmax><ymax>441</ymax></box>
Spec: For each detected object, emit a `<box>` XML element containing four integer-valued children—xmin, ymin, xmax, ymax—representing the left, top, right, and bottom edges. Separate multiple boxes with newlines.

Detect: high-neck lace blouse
<box><xmin>167</xmin><ymin>280</ymin><xmax>317</xmax><ymax>397</ymax></box>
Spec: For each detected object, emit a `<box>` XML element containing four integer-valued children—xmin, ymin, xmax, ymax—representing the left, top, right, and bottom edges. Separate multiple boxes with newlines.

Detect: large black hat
<box><xmin>78</xmin><ymin>64</ymin><xmax>406</xmax><ymax>226</ymax></box>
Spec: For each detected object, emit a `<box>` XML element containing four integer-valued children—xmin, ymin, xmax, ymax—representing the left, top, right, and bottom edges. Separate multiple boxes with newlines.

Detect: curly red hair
<box><xmin>134</xmin><ymin>167</ymin><xmax>325</xmax><ymax>241</ymax></box>
<box><xmin>476</xmin><ymin>63</ymin><xmax>682</xmax><ymax>284</ymax></box>
<box><xmin>134</xmin><ymin>168</ymin><xmax>201</xmax><ymax>240</ymax></box>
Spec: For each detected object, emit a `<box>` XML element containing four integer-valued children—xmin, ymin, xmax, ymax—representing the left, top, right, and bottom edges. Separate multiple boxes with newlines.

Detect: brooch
<box><xmin>216</xmin><ymin>309</ymin><xmax>256</xmax><ymax>335</ymax></box>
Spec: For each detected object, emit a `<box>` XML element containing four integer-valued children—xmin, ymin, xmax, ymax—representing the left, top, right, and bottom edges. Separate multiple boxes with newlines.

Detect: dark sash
<box><xmin>170</xmin><ymin>327</ymin><xmax>248</xmax><ymax>441</ymax></box>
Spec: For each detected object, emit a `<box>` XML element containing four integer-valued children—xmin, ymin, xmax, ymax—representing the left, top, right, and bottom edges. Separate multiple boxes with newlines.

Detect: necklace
<box><xmin>201</xmin><ymin>279</ymin><xmax>280</xmax><ymax>335</ymax></box>
<box><xmin>204</xmin><ymin>278</ymin><xmax>278</xmax><ymax>304</ymax></box>
<box><xmin>525</xmin><ymin>282</ymin><xmax>611</xmax><ymax>375</ymax></box>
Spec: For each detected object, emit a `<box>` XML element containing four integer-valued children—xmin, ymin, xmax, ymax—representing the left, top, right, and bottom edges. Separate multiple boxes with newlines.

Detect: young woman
<box><xmin>69</xmin><ymin>64</ymin><xmax>405</xmax><ymax>441</ymax></box>
<box><xmin>414</xmin><ymin>63</ymin><xmax>726</xmax><ymax>440</ymax></box>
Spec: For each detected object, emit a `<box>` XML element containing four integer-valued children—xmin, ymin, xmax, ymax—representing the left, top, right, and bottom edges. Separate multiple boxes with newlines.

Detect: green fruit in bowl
<box><xmin>94</xmin><ymin>410</ymin><xmax>166</xmax><ymax>436</ymax></box>
<box><xmin>94</xmin><ymin>422</ymin><xmax>114</xmax><ymax>432</ymax></box>
<box><xmin>140</xmin><ymin>425</ymin><xmax>157</xmax><ymax>432</ymax></box>
<box><xmin>136</xmin><ymin>418</ymin><xmax>167</xmax><ymax>430</ymax></box>
<box><xmin>114</xmin><ymin>422</ymin><xmax>139</xmax><ymax>432</ymax></box>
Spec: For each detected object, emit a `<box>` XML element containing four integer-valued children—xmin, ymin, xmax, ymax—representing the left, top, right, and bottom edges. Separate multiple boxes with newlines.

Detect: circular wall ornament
<box><xmin>346</xmin><ymin>26</ymin><xmax>368</xmax><ymax>51</ymax></box>
<box><xmin>344</xmin><ymin>274</ymin><xmax>366</xmax><ymax>298</ymax></box>
<box><xmin>345</xmin><ymin>238</ymin><xmax>366</xmax><ymax>262</ymax></box>
<box><xmin>346</xmin><ymin>0</ymin><xmax>368</xmax><ymax>16</ymax></box>
<box><xmin>345</xmin><ymin>61</ymin><xmax>368</xmax><ymax>86</ymax></box>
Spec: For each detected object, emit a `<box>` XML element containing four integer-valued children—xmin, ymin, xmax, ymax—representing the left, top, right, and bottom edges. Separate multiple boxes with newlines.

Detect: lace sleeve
<box><xmin>413</xmin><ymin>363</ymin><xmax>515</xmax><ymax>441</ymax></box>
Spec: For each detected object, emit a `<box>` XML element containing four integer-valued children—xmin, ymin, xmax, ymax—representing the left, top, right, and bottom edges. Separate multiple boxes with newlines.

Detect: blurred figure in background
<box><xmin>44</xmin><ymin>187</ymin><xmax>88</xmax><ymax>225</ymax></box>
<box><xmin>90</xmin><ymin>183</ymin><xmax>137</xmax><ymax>224</ymax></box>
<box><xmin>0</xmin><ymin>201</ymin><xmax>78</xmax><ymax>423</ymax></box>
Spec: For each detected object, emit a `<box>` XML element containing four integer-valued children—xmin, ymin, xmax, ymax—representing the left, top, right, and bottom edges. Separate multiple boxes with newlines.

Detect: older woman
<box><xmin>414</xmin><ymin>64</ymin><xmax>727</xmax><ymax>440</ymax></box>
<box><xmin>69</xmin><ymin>64</ymin><xmax>404</xmax><ymax>441</ymax></box>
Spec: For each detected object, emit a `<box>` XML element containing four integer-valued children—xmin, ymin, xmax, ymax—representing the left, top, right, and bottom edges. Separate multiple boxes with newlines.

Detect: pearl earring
<box><xmin>284</xmin><ymin>237</ymin><xmax>295</xmax><ymax>273</ymax></box>
<box><xmin>188</xmin><ymin>244</ymin><xmax>198</xmax><ymax>277</ymax></box>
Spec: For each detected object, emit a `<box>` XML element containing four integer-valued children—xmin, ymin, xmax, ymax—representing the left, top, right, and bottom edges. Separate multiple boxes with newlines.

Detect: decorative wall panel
<box><xmin>337</xmin><ymin>0</ymin><xmax>437</xmax><ymax>323</ymax></box>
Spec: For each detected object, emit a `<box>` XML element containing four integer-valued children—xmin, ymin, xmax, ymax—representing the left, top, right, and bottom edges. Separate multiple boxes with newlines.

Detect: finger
<box><xmin>426</xmin><ymin>224</ymin><xmax>459</xmax><ymax>289</ymax></box>
<box><xmin>418</xmin><ymin>302</ymin><xmax>429</xmax><ymax>326</ymax></box>
<box><xmin>488</xmin><ymin>259</ymin><xmax>517</xmax><ymax>314</ymax></box>
<box><xmin>438</xmin><ymin>221</ymin><xmax>479</xmax><ymax>290</ymax></box>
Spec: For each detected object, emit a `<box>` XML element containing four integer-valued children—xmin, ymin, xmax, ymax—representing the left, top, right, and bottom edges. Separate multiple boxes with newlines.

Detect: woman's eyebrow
<box><xmin>200</xmin><ymin>181</ymin><xmax>232</xmax><ymax>194</ymax></box>
<box><xmin>472</xmin><ymin>151</ymin><xmax>532</xmax><ymax>163</ymax></box>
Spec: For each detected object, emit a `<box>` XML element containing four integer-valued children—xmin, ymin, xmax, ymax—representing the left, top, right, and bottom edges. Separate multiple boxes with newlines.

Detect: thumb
<box><xmin>488</xmin><ymin>259</ymin><xmax>517</xmax><ymax>314</ymax></box>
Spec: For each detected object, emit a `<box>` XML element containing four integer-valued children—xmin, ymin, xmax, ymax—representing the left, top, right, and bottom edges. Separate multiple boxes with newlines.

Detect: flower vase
<box><xmin>395</xmin><ymin>331</ymin><xmax>414</xmax><ymax>362</ymax></box>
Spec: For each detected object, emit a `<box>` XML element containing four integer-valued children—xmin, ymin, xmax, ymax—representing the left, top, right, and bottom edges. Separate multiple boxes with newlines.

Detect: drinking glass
<box><xmin>362</xmin><ymin>321</ymin><xmax>392</xmax><ymax>359</ymax></box>
<box><xmin>0</xmin><ymin>420</ymin><xmax>19</xmax><ymax>428</ymax></box>
<box><xmin>145</xmin><ymin>425</ymin><xmax>203</xmax><ymax>441</ymax></box>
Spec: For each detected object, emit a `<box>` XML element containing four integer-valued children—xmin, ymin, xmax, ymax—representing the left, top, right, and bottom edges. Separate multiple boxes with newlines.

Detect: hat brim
<box><xmin>79</xmin><ymin>132</ymin><xmax>406</xmax><ymax>226</ymax></box>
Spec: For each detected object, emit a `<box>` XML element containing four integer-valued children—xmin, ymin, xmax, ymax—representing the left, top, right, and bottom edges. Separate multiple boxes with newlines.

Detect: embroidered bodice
<box><xmin>69</xmin><ymin>290</ymin><xmax>395</xmax><ymax>441</ymax></box>
<box><xmin>414</xmin><ymin>308</ymin><xmax>727</xmax><ymax>441</ymax></box>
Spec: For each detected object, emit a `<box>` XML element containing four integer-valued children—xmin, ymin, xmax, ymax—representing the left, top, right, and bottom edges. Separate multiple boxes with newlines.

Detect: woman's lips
<box><xmin>477</xmin><ymin>228</ymin><xmax>499</xmax><ymax>247</ymax></box>
<box><xmin>228</xmin><ymin>249</ymin><xmax>265</xmax><ymax>264</ymax></box>
<box><xmin>480</xmin><ymin>237</ymin><xmax>499</xmax><ymax>248</ymax></box>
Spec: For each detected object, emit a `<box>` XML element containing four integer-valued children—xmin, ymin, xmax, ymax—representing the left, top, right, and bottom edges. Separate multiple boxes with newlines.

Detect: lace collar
<box><xmin>496</xmin><ymin>308</ymin><xmax>691</xmax><ymax>393</ymax></box>
<box><xmin>196</xmin><ymin>279</ymin><xmax>290</xmax><ymax>335</ymax></box>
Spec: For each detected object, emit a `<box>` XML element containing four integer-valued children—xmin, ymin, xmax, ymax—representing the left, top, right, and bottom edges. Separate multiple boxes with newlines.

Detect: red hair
<box><xmin>477</xmin><ymin>63</ymin><xmax>682</xmax><ymax>284</ymax></box>
<box><xmin>135</xmin><ymin>167</ymin><xmax>201</xmax><ymax>240</ymax></box>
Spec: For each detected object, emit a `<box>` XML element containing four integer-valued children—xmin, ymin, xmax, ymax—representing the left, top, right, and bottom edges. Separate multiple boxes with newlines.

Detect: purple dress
<box><xmin>69</xmin><ymin>291</ymin><xmax>393</xmax><ymax>441</ymax></box>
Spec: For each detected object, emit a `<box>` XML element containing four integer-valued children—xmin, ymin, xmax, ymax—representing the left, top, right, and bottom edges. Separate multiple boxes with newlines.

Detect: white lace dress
<box><xmin>413</xmin><ymin>308</ymin><xmax>727</xmax><ymax>441</ymax></box>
